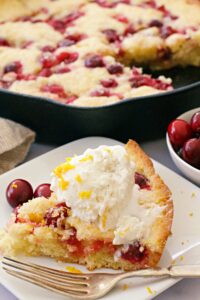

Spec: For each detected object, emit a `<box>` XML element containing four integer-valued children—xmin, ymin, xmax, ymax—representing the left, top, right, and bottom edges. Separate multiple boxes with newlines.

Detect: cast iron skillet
<box><xmin>0</xmin><ymin>67</ymin><xmax>200</xmax><ymax>145</ymax></box>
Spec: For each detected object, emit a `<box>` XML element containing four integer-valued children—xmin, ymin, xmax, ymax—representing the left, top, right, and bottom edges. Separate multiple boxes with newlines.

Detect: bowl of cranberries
<box><xmin>166</xmin><ymin>107</ymin><xmax>200</xmax><ymax>185</ymax></box>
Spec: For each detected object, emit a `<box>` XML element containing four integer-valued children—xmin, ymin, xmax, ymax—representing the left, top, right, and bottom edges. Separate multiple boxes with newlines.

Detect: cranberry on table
<box><xmin>167</xmin><ymin>119</ymin><xmax>193</xmax><ymax>149</ymax></box>
<box><xmin>34</xmin><ymin>183</ymin><xmax>52</xmax><ymax>198</ymax></box>
<box><xmin>6</xmin><ymin>179</ymin><xmax>33</xmax><ymax>208</ymax></box>
<box><xmin>190</xmin><ymin>111</ymin><xmax>200</xmax><ymax>134</ymax></box>
<box><xmin>182</xmin><ymin>138</ymin><xmax>200</xmax><ymax>169</ymax></box>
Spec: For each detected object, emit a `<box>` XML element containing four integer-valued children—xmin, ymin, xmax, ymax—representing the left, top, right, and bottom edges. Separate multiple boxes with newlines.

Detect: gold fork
<box><xmin>2</xmin><ymin>256</ymin><xmax>200</xmax><ymax>300</ymax></box>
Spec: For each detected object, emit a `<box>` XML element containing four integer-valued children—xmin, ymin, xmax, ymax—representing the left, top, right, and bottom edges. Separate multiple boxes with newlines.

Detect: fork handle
<box><xmin>119</xmin><ymin>265</ymin><xmax>200</xmax><ymax>280</ymax></box>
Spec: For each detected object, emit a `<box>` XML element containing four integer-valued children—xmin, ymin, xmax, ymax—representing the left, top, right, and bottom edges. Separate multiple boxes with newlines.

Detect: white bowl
<box><xmin>166</xmin><ymin>107</ymin><xmax>200</xmax><ymax>186</ymax></box>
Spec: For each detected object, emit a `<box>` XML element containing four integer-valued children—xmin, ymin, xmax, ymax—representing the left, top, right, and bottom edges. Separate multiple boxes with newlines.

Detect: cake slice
<box><xmin>0</xmin><ymin>140</ymin><xmax>173</xmax><ymax>271</ymax></box>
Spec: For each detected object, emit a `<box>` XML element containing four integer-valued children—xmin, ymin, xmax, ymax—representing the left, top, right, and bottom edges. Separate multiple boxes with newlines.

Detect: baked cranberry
<box><xmin>135</xmin><ymin>172</ymin><xmax>150</xmax><ymax>189</ymax></box>
<box><xmin>90</xmin><ymin>89</ymin><xmax>110</xmax><ymax>97</ymax></box>
<box><xmin>34</xmin><ymin>184</ymin><xmax>52</xmax><ymax>198</ymax></box>
<box><xmin>65</xmin><ymin>95</ymin><xmax>78</xmax><ymax>104</ymax></box>
<box><xmin>191</xmin><ymin>111</ymin><xmax>200</xmax><ymax>134</ymax></box>
<box><xmin>55</xmin><ymin>66</ymin><xmax>71</xmax><ymax>74</ymax></box>
<box><xmin>44</xmin><ymin>203</ymin><xmax>68</xmax><ymax>228</ymax></box>
<box><xmin>38</xmin><ymin>68</ymin><xmax>52</xmax><ymax>77</ymax></box>
<box><xmin>160</xmin><ymin>26</ymin><xmax>177</xmax><ymax>38</ymax></box>
<box><xmin>63</xmin><ymin>11</ymin><xmax>84</xmax><ymax>24</ymax></box>
<box><xmin>59</xmin><ymin>34</ymin><xmax>85</xmax><ymax>48</ymax></box>
<box><xmin>149</xmin><ymin>19</ymin><xmax>163</xmax><ymax>27</ymax></box>
<box><xmin>41</xmin><ymin>84</ymin><xmax>66</xmax><ymax>98</ymax></box>
<box><xmin>107</xmin><ymin>64</ymin><xmax>123</xmax><ymax>74</ymax></box>
<box><xmin>48</xmin><ymin>19</ymin><xmax>66</xmax><ymax>32</ymax></box>
<box><xmin>123</xmin><ymin>24</ymin><xmax>137</xmax><ymax>36</ymax></box>
<box><xmin>182</xmin><ymin>138</ymin><xmax>200</xmax><ymax>169</ymax></box>
<box><xmin>101</xmin><ymin>78</ymin><xmax>118</xmax><ymax>88</ymax></box>
<box><xmin>4</xmin><ymin>61</ymin><xmax>22</xmax><ymax>74</ymax></box>
<box><xmin>0</xmin><ymin>37</ymin><xmax>10</xmax><ymax>47</ymax></box>
<box><xmin>143</xmin><ymin>0</ymin><xmax>156</xmax><ymax>9</ymax></box>
<box><xmin>130</xmin><ymin>74</ymin><xmax>171</xmax><ymax>90</ymax></box>
<box><xmin>41</xmin><ymin>45</ymin><xmax>56</xmax><ymax>52</ymax></box>
<box><xmin>121</xmin><ymin>241</ymin><xmax>146</xmax><ymax>263</ymax></box>
<box><xmin>103</xmin><ymin>29</ymin><xmax>120</xmax><ymax>43</ymax></box>
<box><xmin>114</xmin><ymin>14</ymin><xmax>129</xmax><ymax>24</ymax></box>
<box><xmin>6</xmin><ymin>179</ymin><xmax>33</xmax><ymax>208</ymax></box>
<box><xmin>85</xmin><ymin>55</ymin><xmax>105</xmax><ymax>68</ymax></box>
<box><xmin>167</xmin><ymin>119</ymin><xmax>193</xmax><ymax>149</ymax></box>
<box><xmin>56</xmin><ymin>51</ymin><xmax>79</xmax><ymax>64</ymax></box>
<box><xmin>40</xmin><ymin>54</ymin><xmax>58</xmax><ymax>68</ymax></box>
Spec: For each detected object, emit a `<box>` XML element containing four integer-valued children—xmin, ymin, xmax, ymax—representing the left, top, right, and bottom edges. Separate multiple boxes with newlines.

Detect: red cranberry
<box><xmin>55</xmin><ymin>66</ymin><xmax>71</xmax><ymax>74</ymax></box>
<box><xmin>63</xmin><ymin>11</ymin><xmax>84</xmax><ymax>24</ymax></box>
<box><xmin>41</xmin><ymin>45</ymin><xmax>56</xmax><ymax>52</ymax></box>
<box><xmin>48</xmin><ymin>19</ymin><xmax>66</xmax><ymax>32</ymax></box>
<box><xmin>103</xmin><ymin>29</ymin><xmax>119</xmax><ymax>43</ymax></box>
<box><xmin>6</xmin><ymin>179</ymin><xmax>33</xmax><ymax>208</ymax></box>
<box><xmin>85</xmin><ymin>55</ymin><xmax>105</xmax><ymax>68</ymax></box>
<box><xmin>38</xmin><ymin>68</ymin><xmax>52</xmax><ymax>77</ymax></box>
<box><xmin>41</xmin><ymin>84</ymin><xmax>66</xmax><ymax>98</ymax></box>
<box><xmin>34</xmin><ymin>184</ymin><xmax>52</xmax><ymax>198</ymax></box>
<box><xmin>107</xmin><ymin>64</ymin><xmax>123</xmax><ymax>74</ymax></box>
<box><xmin>101</xmin><ymin>78</ymin><xmax>118</xmax><ymax>88</ymax></box>
<box><xmin>143</xmin><ymin>0</ymin><xmax>157</xmax><ymax>8</ymax></box>
<box><xmin>58</xmin><ymin>34</ymin><xmax>85</xmax><ymax>47</ymax></box>
<box><xmin>40</xmin><ymin>54</ymin><xmax>58</xmax><ymax>68</ymax></box>
<box><xmin>135</xmin><ymin>172</ymin><xmax>150</xmax><ymax>189</ymax></box>
<box><xmin>114</xmin><ymin>14</ymin><xmax>129</xmax><ymax>24</ymax></box>
<box><xmin>130</xmin><ymin>74</ymin><xmax>171</xmax><ymax>90</ymax></box>
<box><xmin>123</xmin><ymin>24</ymin><xmax>137</xmax><ymax>36</ymax></box>
<box><xmin>191</xmin><ymin>111</ymin><xmax>200</xmax><ymax>134</ymax></box>
<box><xmin>4</xmin><ymin>61</ymin><xmax>22</xmax><ymax>74</ymax></box>
<box><xmin>167</xmin><ymin>119</ymin><xmax>193</xmax><ymax>149</ymax></box>
<box><xmin>121</xmin><ymin>241</ymin><xmax>146</xmax><ymax>263</ymax></box>
<box><xmin>182</xmin><ymin>138</ymin><xmax>200</xmax><ymax>169</ymax></box>
<box><xmin>56</xmin><ymin>51</ymin><xmax>79</xmax><ymax>64</ymax></box>
<box><xmin>160</xmin><ymin>26</ymin><xmax>177</xmax><ymax>38</ymax></box>
<box><xmin>0</xmin><ymin>37</ymin><xmax>10</xmax><ymax>47</ymax></box>
<box><xmin>65</xmin><ymin>95</ymin><xmax>78</xmax><ymax>104</ymax></box>
<box><xmin>44</xmin><ymin>203</ymin><xmax>68</xmax><ymax>228</ymax></box>
<box><xmin>149</xmin><ymin>19</ymin><xmax>163</xmax><ymax>27</ymax></box>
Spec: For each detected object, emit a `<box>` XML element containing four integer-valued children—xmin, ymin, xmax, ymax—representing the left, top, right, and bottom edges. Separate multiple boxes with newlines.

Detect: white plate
<box><xmin>1</xmin><ymin>137</ymin><xmax>200</xmax><ymax>300</ymax></box>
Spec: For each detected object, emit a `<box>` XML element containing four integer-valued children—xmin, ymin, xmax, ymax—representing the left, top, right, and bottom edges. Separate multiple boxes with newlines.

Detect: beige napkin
<box><xmin>0</xmin><ymin>118</ymin><xmax>36</xmax><ymax>175</ymax></box>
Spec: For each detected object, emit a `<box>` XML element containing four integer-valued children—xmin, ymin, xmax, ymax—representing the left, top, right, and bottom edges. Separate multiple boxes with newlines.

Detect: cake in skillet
<box><xmin>1</xmin><ymin>0</ymin><xmax>200</xmax><ymax>106</ymax></box>
<box><xmin>0</xmin><ymin>140</ymin><xmax>173</xmax><ymax>271</ymax></box>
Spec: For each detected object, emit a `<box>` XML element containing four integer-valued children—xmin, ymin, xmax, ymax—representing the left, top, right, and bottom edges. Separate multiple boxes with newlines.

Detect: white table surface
<box><xmin>1</xmin><ymin>138</ymin><xmax>200</xmax><ymax>300</ymax></box>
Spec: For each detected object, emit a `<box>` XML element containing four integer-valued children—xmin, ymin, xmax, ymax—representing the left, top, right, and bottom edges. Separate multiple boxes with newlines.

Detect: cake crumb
<box><xmin>65</xmin><ymin>266</ymin><xmax>82</xmax><ymax>273</ymax></box>
<box><xmin>180</xmin><ymin>255</ymin><xmax>184</xmax><ymax>261</ymax></box>
<box><xmin>191</xmin><ymin>192</ymin><xmax>196</xmax><ymax>198</ymax></box>
<box><xmin>181</xmin><ymin>241</ymin><xmax>185</xmax><ymax>245</ymax></box>
<box><xmin>122</xmin><ymin>284</ymin><xmax>129</xmax><ymax>291</ymax></box>
<box><xmin>189</xmin><ymin>212</ymin><xmax>194</xmax><ymax>217</ymax></box>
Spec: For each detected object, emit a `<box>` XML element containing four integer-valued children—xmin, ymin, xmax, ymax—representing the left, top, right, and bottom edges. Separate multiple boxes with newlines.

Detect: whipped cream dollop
<box><xmin>51</xmin><ymin>145</ymin><xmax>162</xmax><ymax>245</ymax></box>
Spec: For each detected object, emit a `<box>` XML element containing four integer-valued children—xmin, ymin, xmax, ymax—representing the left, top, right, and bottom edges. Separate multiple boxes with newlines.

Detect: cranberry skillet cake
<box><xmin>0</xmin><ymin>0</ymin><xmax>200</xmax><ymax>107</ymax></box>
<box><xmin>0</xmin><ymin>140</ymin><xmax>173</xmax><ymax>271</ymax></box>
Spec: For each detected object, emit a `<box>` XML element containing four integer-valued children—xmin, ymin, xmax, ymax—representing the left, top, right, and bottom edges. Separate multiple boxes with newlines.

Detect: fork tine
<box><xmin>4</xmin><ymin>268</ymin><xmax>87</xmax><ymax>299</ymax></box>
<box><xmin>2</xmin><ymin>261</ymin><xmax>87</xmax><ymax>286</ymax></box>
<box><xmin>3</xmin><ymin>268</ymin><xmax>87</xmax><ymax>296</ymax></box>
<box><xmin>3</xmin><ymin>256</ymin><xmax>89</xmax><ymax>279</ymax></box>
